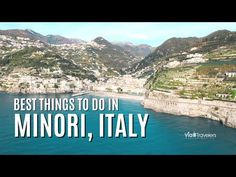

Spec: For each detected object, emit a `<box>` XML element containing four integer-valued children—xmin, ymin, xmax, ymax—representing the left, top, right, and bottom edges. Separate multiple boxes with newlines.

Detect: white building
<box><xmin>225</xmin><ymin>72</ymin><xmax>236</xmax><ymax>77</ymax></box>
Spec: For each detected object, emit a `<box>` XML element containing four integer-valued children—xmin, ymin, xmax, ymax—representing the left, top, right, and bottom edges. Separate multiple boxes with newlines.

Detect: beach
<box><xmin>89</xmin><ymin>91</ymin><xmax>144</xmax><ymax>101</ymax></box>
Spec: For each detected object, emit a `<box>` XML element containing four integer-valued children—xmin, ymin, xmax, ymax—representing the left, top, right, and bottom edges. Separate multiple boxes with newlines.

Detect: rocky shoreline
<box><xmin>142</xmin><ymin>91</ymin><xmax>236</xmax><ymax>128</ymax></box>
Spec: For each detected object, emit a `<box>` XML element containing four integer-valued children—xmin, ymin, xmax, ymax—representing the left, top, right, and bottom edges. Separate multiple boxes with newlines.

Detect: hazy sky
<box><xmin>1</xmin><ymin>22</ymin><xmax>236</xmax><ymax>46</ymax></box>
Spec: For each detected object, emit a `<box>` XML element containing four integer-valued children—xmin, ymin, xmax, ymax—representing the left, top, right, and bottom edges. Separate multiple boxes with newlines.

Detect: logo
<box><xmin>184</xmin><ymin>131</ymin><xmax>216</xmax><ymax>139</ymax></box>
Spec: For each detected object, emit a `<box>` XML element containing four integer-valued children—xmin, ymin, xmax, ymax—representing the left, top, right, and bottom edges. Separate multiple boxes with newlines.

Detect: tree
<box><xmin>69</xmin><ymin>83</ymin><xmax>76</xmax><ymax>91</ymax></box>
<box><xmin>231</xmin><ymin>90</ymin><xmax>236</xmax><ymax>99</ymax></box>
<box><xmin>44</xmin><ymin>84</ymin><xmax>49</xmax><ymax>93</ymax></box>
<box><xmin>117</xmin><ymin>87</ymin><xmax>123</xmax><ymax>93</ymax></box>
<box><xmin>54</xmin><ymin>83</ymin><xmax>59</xmax><ymax>93</ymax></box>
<box><xmin>19</xmin><ymin>82</ymin><xmax>29</xmax><ymax>93</ymax></box>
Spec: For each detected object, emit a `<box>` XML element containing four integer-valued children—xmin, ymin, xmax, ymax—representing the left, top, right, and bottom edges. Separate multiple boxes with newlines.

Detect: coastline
<box><xmin>143</xmin><ymin>90</ymin><xmax>236</xmax><ymax>128</ymax></box>
<box><xmin>89</xmin><ymin>91</ymin><xmax>144</xmax><ymax>101</ymax></box>
<box><xmin>0</xmin><ymin>90</ymin><xmax>144</xmax><ymax>101</ymax></box>
<box><xmin>2</xmin><ymin>90</ymin><xmax>236</xmax><ymax>128</ymax></box>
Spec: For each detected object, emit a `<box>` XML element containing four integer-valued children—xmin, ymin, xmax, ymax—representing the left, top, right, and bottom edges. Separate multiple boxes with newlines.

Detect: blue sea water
<box><xmin>1</xmin><ymin>92</ymin><xmax>236</xmax><ymax>155</ymax></box>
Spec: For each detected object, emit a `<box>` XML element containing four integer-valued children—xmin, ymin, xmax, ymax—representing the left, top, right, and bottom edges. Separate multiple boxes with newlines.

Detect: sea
<box><xmin>1</xmin><ymin>92</ymin><xmax>236</xmax><ymax>155</ymax></box>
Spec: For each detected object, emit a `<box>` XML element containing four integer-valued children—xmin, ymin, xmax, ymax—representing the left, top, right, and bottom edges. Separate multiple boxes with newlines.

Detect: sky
<box><xmin>1</xmin><ymin>22</ymin><xmax>236</xmax><ymax>47</ymax></box>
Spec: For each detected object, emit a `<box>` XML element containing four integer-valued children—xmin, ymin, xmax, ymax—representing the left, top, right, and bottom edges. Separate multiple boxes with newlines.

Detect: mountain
<box><xmin>204</xmin><ymin>29</ymin><xmax>236</xmax><ymax>42</ymax></box>
<box><xmin>0</xmin><ymin>31</ymin><xmax>139</xmax><ymax>84</ymax></box>
<box><xmin>1</xmin><ymin>28</ymin><xmax>236</xmax><ymax>97</ymax></box>
<box><xmin>198</xmin><ymin>29</ymin><xmax>236</xmax><ymax>52</ymax></box>
<box><xmin>115</xmin><ymin>42</ymin><xmax>154</xmax><ymax>59</ymax></box>
<box><xmin>155</xmin><ymin>37</ymin><xmax>199</xmax><ymax>55</ymax></box>
<box><xmin>141</xmin><ymin>29</ymin><xmax>236</xmax><ymax>103</ymax></box>
<box><xmin>132</xmin><ymin>29</ymin><xmax>236</xmax><ymax>76</ymax></box>
<box><xmin>93</xmin><ymin>37</ymin><xmax>111</xmax><ymax>46</ymax></box>
<box><xmin>45</xmin><ymin>35</ymin><xmax>85</xmax><ymax>45</ymax></box>
<box><xmin>86</xmin><ymin>37</ymin><xmax>139</xmax><ymax>71</ymax></box>
<box><xmin>132</xmin><ymin>37</ymin><xmax>199</xmax><ymax>73</ymax></box>
<box><xmin>0</xmin><ymin>29</ymin><xmax>46</xmax><ymax>42</ymax></box>
<box><xmin>0</xmin><ymin>44</ymin><xmax>97</xmax><ymax>82</ymax></box>
<box><xmin>2</xmin><ymin>28</ymin><xmax>236</xmax><ymax>85</ymax></box>
<box><xmin>0</xmin><ymin>29</ymin><xmax>84</xmax><ymax>45</ymax></box>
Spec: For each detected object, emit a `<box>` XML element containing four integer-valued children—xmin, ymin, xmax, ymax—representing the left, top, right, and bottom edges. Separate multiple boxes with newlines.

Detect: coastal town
<box><xmin>1</xmin><ymin>28</ymin><xmax>236</xmax><ymax>128</ymax></box>
<box><xmin>0</xmin><ymin>31</ymin><xmax>147</xmax><ymax>97</ymax></box>
<box><xmin>0</xmin><ymin>68</ymin><xmax>146</xmax><ymax>97</ymax></box>
<box><xmin>0</xmin><ymin>31</ymin><xmax>236</xmax><ymax>102</ymax></box>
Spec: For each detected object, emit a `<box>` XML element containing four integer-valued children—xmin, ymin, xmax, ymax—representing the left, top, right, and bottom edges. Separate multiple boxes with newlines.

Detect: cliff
<box><xmin>143</xmin><ymin>91</ymin><xmax>236</xmax><ymax>128</ymax></box>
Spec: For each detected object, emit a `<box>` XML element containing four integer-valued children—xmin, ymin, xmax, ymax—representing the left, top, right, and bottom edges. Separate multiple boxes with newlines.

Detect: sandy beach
<box><xmin>89</xmin><ymin>91</ymin><xmax>144</xmax><ymax>101</ymax></box>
